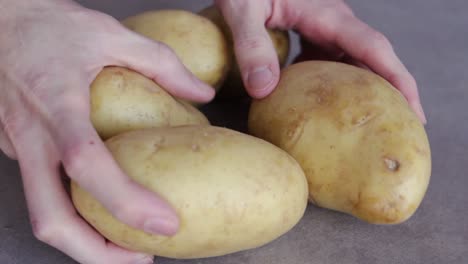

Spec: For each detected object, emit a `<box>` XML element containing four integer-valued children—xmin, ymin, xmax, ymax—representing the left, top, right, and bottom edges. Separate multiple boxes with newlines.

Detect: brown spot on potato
<box><xmin>352</xmin><ymin>112</ymin><xmax>375</xmax><ymax>127</ymax></box>
<box><xmin>287</xmin><ymin>107</ymin><xmax>297</xmax><ymax>114</ymax></box>
<box><xmin>151</xmin><ymin>143</ymin><xmax>161</xmax><ymax>156</ymax></box>
<box><xmin>384</xmin><ymin>157</ymin><xmax>400</xmax><ymax>171</ymax></box>
<box><xmin>285</xmin><ymin>115</ymin><xmax>305</xmax><ymax>149</ymax></box>
<box><xmin>351</xmin><ymin>190</ymin><xmax>363</xmax><ymax>210</ymax></box>
<box><xmin>305</xmin><ymin>85</ymin><xmax>335</xmax><ymax>106</ymax></box>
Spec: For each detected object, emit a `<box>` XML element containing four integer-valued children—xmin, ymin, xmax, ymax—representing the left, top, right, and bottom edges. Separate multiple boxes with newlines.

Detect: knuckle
<box><xmin>1</xmin><ymin>108</ymin><xmax>30</xmax><ymax>139</ymax></box>
<box><xmin>111</xmin><ymin>201</ymin><xmax>138</xmax><ymax>226</ymax></box>
<box><xmin>31</xmin><ymin>218</ymin><xmax>63</xmax><ymax>245</ymax></box>
<box><xmin>315</xmin><ymin>7</ymin><xmax>340</xmax><ymax>28</ymax></box>
<box><xmin>358</xmin><ymin>30</ymin><xmax>392</xmax><ymax>61</ymax></box>
<box><xmin>155</xmin><ymin>42</ymin><xmax>177</xmax><ymax>65</ymax></box>
<box><xmin>236</xmin><ymin>35</ymin><xmax>270</xmax><ymax>51</ymax></box>
<box><xmin>275</xmin><ymin>2</ymin><xmax>300</xmax><ymax>28</ymax></box>
<box><xmin>147</xmin><ymin>41</ymin><xmax>181</xmax><ymax>78</ymax></box>
<box><xmin>61</xmin><ymin>140</ymin><xmax>90</xmax><ymax>182</ymax></box>
<box><xmin>368</xmin><ymin>30</ymin><xmax>391</xmax><ymax>47</ymax></box>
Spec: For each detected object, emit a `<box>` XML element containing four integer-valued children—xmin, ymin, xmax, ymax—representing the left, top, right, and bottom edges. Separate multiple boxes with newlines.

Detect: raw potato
<box><xmin>199</xmin><ymin>6</ymin><xmax>290</xmax><ymax>98</ymax></box>
<box><xmin>71</xmin><ymin>126</ymin><xmax>308</xmax><ymax>258</ymax></box>
<box><xmin>90</xmin><ymin>67</ymin><xmax>209</xmax><ymax>139</ymax></box>
<box><xmin>122</xmin><ymin>10</ymin><xmax>230</xmax><ymax>94</ymax></box>
<box><xmin>249</xmin><ymin>61</ymin><xmax>431</xmax><ymax>224</ymax></box>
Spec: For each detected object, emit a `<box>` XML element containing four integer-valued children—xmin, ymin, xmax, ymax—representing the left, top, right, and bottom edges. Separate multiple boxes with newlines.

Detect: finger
<box><xmin>45</xmin><ymin>96</ymin><xmax>179</xmax><ymax>237</ymax></box>
<box><xmin>216</xmin><ymin>0</ymin><xmax>280</xmax><ymax>98</ymax></box>
<box><xmin>12</xmin><ymin>122</ymin><xmax>154</xmax><ymax>264</ymax></box>
<box><xmin>114</xmin><ymin>31</ymin><xmax>215</xmax><ymax>103</ymax></box>
<box><xmin>0</xmin><ymin>122</ymin><xmax>16</xmax><ymax>159</ymax></box>
<box><xmin>294</xmin><ymin>3</ymin><xmax>426</xmax><ymax>123</ymax></box>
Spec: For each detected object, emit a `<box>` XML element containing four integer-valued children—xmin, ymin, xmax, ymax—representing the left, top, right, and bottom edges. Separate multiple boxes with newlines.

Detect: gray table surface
<box><xmin>1</xmin><ymin>0</ymin><xmax>467</xmax><ymax>263</ymax></box>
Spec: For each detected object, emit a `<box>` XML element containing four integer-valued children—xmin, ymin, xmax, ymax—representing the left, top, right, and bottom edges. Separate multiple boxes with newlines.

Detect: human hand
<box><xmin>0</xmin><ymin>1</ymin><xmax>214</xmax><ymax>263</ymax></box>
<box><xmin>215</xmin><ymin>0</ymin><xmax>427</xmax><ymax>123</ymax></box>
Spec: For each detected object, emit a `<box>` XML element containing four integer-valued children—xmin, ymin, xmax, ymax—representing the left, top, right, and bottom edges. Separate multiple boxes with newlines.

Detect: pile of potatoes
<box><xmin>71</xmin><ymin>6</ymin><xmax>432</xmax><ymax>260</ymax></box>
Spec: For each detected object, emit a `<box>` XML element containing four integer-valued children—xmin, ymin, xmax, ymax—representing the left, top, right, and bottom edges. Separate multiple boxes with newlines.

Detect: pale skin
<box><xmin>0</xmin><ymin>0</ymin><xmax>426</xmax><ymax>263</ymax></box>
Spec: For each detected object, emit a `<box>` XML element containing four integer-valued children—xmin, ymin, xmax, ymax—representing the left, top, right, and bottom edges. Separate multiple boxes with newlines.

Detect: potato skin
<box><xmin>122</xmin><ymin>10</ymin><xmax>230</xmax><ymax>93</ymax></box>
<box><xmin>249</xmin><ymin>61</ymin><xmax>431</xmax><ymax>224</ymax></box>
<box><xmin>199</xmin><ymin>6</ymin><xmax>290</xmax><ymax>98</ymax></box>
<box><xmin>71</xmin><ymin>126</ymin><xmax>308</xmax><ymax>258</ymax></box>
<box><xmin>90</xmin><ymin>67</ymin><xmax>209</xmax><ymax>139</ymax></box>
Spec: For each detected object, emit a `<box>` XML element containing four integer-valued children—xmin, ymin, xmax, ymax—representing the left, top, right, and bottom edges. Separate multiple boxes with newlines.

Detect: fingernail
<box><xmin>144</xmin><ymin>217</ymin><xmax>179</xmax><ymax>236</ymax></box>
<box><xmin>412</xmin><ymin>101</ymin><xmax>427</xmax><ymax>124</ymax></box>
<box><xmin>247</xmin><ymin>66</ymin><xmax>273</xmax><ymax>92</ymax></box>
<box><xmin>133</xmin><ymin>254</ymin><xmax>154</xmax><ymax>264</ymax></box>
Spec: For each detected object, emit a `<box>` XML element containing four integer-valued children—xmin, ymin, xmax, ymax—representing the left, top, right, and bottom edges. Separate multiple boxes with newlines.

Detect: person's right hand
<box><xmin>215</xmin><ymin>0</ymin><xmax>427</xmax><ymax>124</ymax></box>
<box><xmin>0</xmin><ymin>1</ymin><xmax>214</xmax><ymax>263</ymax></box>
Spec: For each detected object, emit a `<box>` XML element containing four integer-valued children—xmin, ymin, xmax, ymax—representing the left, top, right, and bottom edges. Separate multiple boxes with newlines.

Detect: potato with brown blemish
<box><xmin>91</xmin><ymin>67</ymin><xmax>209</xmax><ymax>139</ymax></box>
<box><xmin>248</xmin><ymin>61</ymin><xmax>431</xmax><ymax>224</ymax></box>
<box><xmin>71</xmin><ymin>126</ymin><xmax>308</xmax><ymax>258</ymax></box>
<box><xmin>199</xmin><ymin>5</ymin><xmax>290</xmax><ymax>98</ymax></box>
<box><xmin>122</xmin><ymin>9</ymin><xmax>230</xmax><ymax>101</ymax></box>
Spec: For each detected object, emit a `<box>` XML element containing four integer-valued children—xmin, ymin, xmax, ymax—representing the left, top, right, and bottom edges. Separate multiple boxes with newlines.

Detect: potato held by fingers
<box><xmin>249</xmin><ymin>61</ymin><xmax>431</xmax><ymax>224</ymax></box>
<box><xmin>90</xmin><ymin>67</ymin><xmax>209</xmax><ymax>139</ymax></box>
<box><xmin>71</xmin><ymin>126</ymin><xmax>308</xmax><ymax>259</ymax></box>
<box><xmin>122</xmin><ymin>10</ymin><xmax>230</xmax><ymax>98</ymax></box>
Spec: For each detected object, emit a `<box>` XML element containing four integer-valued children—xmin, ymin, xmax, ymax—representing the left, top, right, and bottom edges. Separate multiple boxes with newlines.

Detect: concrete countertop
<box><xmin>1</xmin><ymin>0</ymin><xmax>467</xmax><ymax>263</ymax></box>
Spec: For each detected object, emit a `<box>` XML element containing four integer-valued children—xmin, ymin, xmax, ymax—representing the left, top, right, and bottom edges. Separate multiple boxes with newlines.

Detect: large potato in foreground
<box><xmin>199</xmin><ymin>6</ymin><xmax>290</xmax><ymax>98</ymax></box>
<box><xmin>90</xmin><ymin>67</ymin><xmax>209</xmax><ymax>139</ymax></box>
<box><xmin>249</xmin><ymin>61</ymin><xmax>431</xmax><ymax>224</ymax></box>
<box><xmin>71</xmin><ymin>126</ymin><xmax>308</xmax><ymax>258</ymax></box>
<box><xmin>122</xmin><ymin>10</ymin><xmax>229</xmax><ymax>94</ymax></box>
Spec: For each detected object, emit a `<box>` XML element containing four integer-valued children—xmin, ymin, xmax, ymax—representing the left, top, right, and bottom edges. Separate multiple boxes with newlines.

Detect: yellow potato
<box><xmin>199</xmin><ymin>5</ymin><xmax>290</xmax><ymax>98</ymax></box>
<box><xmin>90</xmin><ymin>67</ymin><xmax>209</xmax><ymax>139</ymax></box>
<box><xmin>249</xmin><ymin>61</ymin><xmax>431</xmax><ymax>224</ymax></box>
<box><xmin>122</xmin><ymin>10</ymin><xmax>230</xmax><ymax>95</ymax></box>
<box><xmin>71</xmin><ymin>126</ymin><xmax>308</xmax><ymax>259</ymax></box>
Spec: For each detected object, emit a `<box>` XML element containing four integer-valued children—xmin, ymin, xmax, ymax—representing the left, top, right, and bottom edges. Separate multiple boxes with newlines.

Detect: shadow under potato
<box><xmin>200</xmin><ymin>96</ymin><xmax>252</xmax><ymax>134</ymax></box>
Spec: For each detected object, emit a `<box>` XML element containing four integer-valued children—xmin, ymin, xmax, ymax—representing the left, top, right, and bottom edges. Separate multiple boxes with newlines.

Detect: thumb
<box><xmin>216</xmin><ymin>0</ymin><xmax>280</xmax><ymax>98</ymax></box>
<box><xmin>113</xmin><ymin>31</ymin><xmax>216</xmax><ymax>103</ymax></box>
